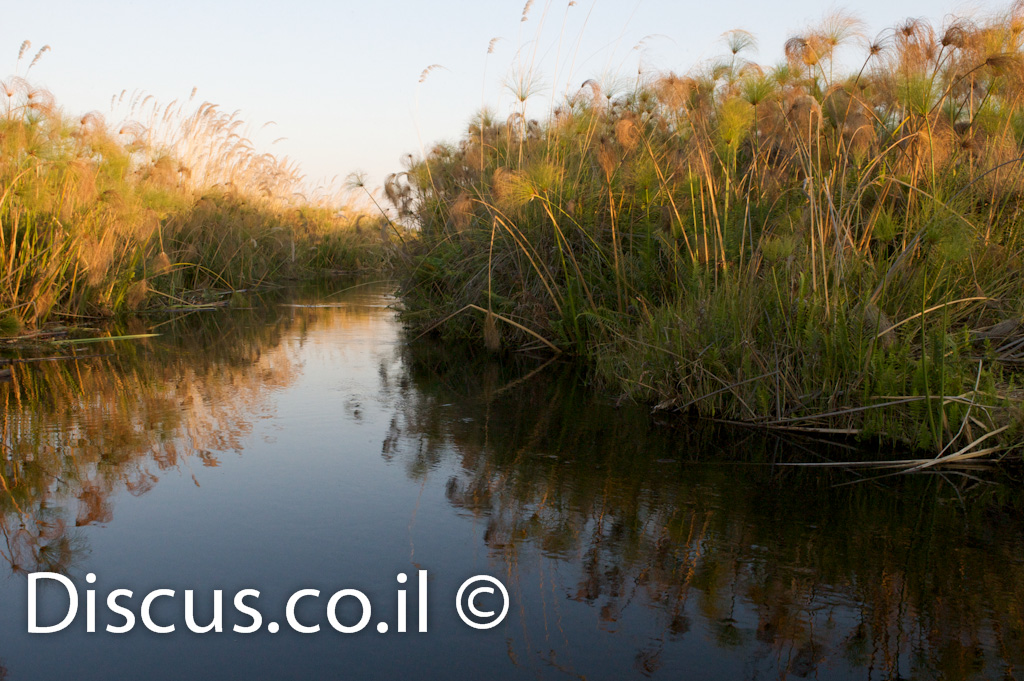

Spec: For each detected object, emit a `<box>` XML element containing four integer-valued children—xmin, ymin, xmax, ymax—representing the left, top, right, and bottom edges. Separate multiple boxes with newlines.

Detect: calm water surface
<box><xmin>0</xmin><ymin>283</ymin><xmax>1022</xmax><ymax>680</ymax></box>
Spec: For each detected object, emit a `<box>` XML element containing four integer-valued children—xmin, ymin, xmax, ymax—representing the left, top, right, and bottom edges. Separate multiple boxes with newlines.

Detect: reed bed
<box><xmin>0</xmin><ymin>56</ymin><xmax>391</xmax><ymax>331</ymax></box>
<box><xmin>398</xmin><ymin>4</ymin><xmax>1024</xmax><ymax>455</ymax></box>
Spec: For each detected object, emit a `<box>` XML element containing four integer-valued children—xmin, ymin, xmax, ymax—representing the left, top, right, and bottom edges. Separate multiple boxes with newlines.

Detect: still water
<box><xmin>0</xmin><ymin>282</ymin><xmax>1021</xmax><ymax>680</ymax></box>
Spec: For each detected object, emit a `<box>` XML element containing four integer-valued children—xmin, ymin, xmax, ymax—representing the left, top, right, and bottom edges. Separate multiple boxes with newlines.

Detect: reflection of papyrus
<box><xmin>0</xmin><ymin>288</ymin><xmax>386</xmax><ymax>575</ymax></box>
<box><xmin>384</xmin><ymin>341</ymin><xmax>1024</xmax><ymax>680</ymax></box>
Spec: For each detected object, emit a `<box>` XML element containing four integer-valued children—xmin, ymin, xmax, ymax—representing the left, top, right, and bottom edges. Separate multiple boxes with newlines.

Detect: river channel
<box><xmin>0</xmin><ymin>282</ymin><xmax>1021</xmax><ymax>680</ymax></box>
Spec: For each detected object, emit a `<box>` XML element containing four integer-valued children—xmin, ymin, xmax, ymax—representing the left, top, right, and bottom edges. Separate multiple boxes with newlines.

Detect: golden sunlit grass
<box><xmin>398</xmin><ymin>2</ymin><xmax>1024</xmax><ymax>454</ymax></box>
<box><xmin>0</xmin><ymin>48</ymin><xmax>391</xmax><ymax>330</ymax></box>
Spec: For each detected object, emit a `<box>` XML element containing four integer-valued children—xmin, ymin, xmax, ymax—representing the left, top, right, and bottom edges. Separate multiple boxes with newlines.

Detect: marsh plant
<box><xmin>398</xmin><ymin>3</ymin><xmax>1024</xmax><ymax>454</ymax></box>
<box><xmin>0</xmin><ymin>46</ymin><xmax>388</xmax><ymax>330</ymax></box>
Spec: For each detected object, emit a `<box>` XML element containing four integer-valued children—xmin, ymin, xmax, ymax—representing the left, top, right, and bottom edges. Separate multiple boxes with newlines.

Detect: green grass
<box><xmin>396</xmin><ymin>5</ymin><xmax>1024</xmax><ymax>455</ymax></box>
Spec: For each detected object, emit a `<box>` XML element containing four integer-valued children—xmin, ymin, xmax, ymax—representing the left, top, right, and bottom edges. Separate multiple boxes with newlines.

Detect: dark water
<box><xmin>1</xmin><ymin>283</ymin><xmax>1022</xmax><ymax>680</ymax></box>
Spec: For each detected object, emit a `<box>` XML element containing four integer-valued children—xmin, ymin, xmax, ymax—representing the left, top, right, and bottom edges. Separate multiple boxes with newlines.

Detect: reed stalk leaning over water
<box><xmin>398</xmin><ymin>3</ymin><xmax>1024</xmax><ymax>455</ymax></box>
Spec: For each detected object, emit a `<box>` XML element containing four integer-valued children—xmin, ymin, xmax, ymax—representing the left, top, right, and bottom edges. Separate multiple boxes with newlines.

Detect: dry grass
<box><xmin>0</xmin><ymin>66</ymin><xmax>392</xmax><ymax>329</ymax></box>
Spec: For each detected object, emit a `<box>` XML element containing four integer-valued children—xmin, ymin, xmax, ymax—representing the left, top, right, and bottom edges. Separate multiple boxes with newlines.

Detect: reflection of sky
<box><xmin>1</xmin><ymin>0</ymin><xmax>1002</xmax><ymax>196</ymax></box>
<box><xmin>0</xmin><ymin>293</ymin><xmax>512</xmax><ymax>679</ymax></box>
<box><xmin>0</xmin><ymin>289</ymin><xmax>764</xmax><ymax>679</ymax></box>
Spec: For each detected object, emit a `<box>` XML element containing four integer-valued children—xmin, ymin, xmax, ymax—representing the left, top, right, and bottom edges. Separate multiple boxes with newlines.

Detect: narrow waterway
<box><xmin>0</xmin><ymin>282</ymin><xmax>1021</xmax><ymax>680</ymax></box>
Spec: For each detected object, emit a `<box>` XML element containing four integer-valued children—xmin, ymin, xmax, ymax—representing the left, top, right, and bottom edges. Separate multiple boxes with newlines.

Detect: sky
<box><xmin>1</xmin><ymin>0</ymin><xmax>1006</xmax><ymax>202</ymax></box>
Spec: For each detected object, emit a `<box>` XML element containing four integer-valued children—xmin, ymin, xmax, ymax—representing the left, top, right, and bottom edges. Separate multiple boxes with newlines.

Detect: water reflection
<box><xmin>0</xmin><ymin>289</ymin><xmax>376</xmax><ymax>576</ymax></box>
<box><xmin>387</xmin><ymin>341</ymin><xmax>1024</xmax><ymax>680</ymax></box>
<box><xmin>0</xmin><ymin>286</ymin><xmax>1021</xmax><ymax>680</ymax></box>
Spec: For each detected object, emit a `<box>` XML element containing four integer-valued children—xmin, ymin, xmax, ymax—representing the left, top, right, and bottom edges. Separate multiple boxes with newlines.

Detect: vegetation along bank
<box><xmin>1</xmin><ymin>43</ymin><xmax>393</xmax><ymax>338</ymax></box>
<box><xmin>395</xmin><ymin>6</ymin><xmax>1024</xmax><ymax>457</ymax></box>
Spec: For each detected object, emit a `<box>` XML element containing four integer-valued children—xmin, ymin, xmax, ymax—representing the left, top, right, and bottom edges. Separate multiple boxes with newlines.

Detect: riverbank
<box><xmin>395</xmin><ymin>7</ymin><xmax>1024</xmax><ymax>456</ymax></box>
<box><xmin>0</xmin><ymin>75</ymin><xmax>394</xmax><ymax>336</ymax></box>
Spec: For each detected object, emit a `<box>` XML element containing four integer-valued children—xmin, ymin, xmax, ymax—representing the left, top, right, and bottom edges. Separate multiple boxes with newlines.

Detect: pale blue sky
<box><xmin>1</xmin><ymin>0</ymin><xmax>1002</xmax><ymax>199</ymax></box>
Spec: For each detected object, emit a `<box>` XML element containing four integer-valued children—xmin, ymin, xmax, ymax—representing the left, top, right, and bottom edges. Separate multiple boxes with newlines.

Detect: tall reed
<box><xmin>398</xmin><ymin>3</ymin><xmax>1024</xmax><ymax>453</ymax></box>
<box><xmin>0</xmin><ymin>71</ymin><xmax>390</xmax><ymax>331</ymax></box>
